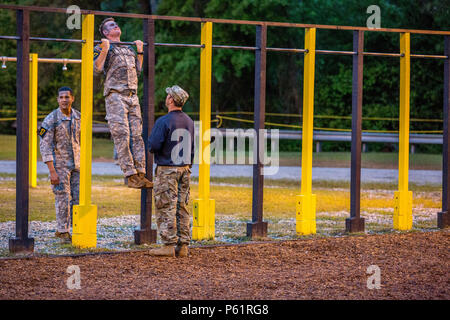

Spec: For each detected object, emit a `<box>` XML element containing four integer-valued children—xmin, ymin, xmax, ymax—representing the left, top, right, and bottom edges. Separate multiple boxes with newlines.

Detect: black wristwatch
<box><xmin>137</xmin><ymin>51</ymin><xmax>144</xmax><ymax>55</ymax></box>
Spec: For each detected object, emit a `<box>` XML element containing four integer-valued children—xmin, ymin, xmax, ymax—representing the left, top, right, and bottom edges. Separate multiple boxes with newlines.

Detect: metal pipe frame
<box><xmin>1</xmin><ymin>36</ymin><xmax>447</xmax><ymax>59</ymax></box>
<box><xmin>1</xmin><ymin>56</ymin><xmax>81</xmax><ymax>63</ymax></box>
<box><xmin>1</xmin><ymin>4</ymin><xmax>450</xmax><ymax>35</ymax></box>
<box><xmin>2</xmin><ymin>4</ymin><xmax>450</xmax><ymax>253</ymax></box>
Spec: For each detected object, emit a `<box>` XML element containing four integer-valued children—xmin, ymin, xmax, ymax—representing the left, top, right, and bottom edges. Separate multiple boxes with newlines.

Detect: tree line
<box><xmin>0</xmin><ymin>0</ymin><xmax>448</xmax><ymax>152</ymax></box>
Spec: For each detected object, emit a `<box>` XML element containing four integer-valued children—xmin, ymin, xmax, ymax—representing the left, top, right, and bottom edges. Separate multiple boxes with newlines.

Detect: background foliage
<box><xmin>0</xmin><ymin>0</ymin><xmax>449</xmax><ymax>152</ymax></box>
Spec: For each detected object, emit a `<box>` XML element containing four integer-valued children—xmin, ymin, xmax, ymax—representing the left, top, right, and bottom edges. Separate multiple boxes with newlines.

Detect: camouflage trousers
<box><xmin>51</xmin><ymin>167</ymin><xmax>79</xmax><ymax>233</ymax></box>
<box><xmin>154</xmin><ymin>165</ymin><xmax>191</xmax><ymax>245</ymax></box>
<box><xmin>105</xmin><ymin>91</ymin><xmax>146</xmax><ymax>177</ymax></box>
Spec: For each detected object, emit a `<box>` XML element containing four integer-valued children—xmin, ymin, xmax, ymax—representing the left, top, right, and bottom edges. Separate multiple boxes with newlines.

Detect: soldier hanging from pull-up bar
<box><xmin>94</xmin><ymin>17</ymin><xmax>152</xmax><ymax>189</ymax></box>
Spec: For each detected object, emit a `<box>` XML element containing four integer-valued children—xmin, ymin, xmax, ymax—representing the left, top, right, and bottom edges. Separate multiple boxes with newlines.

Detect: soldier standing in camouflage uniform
<box><xmin>147</xmin><ymin>85</ymin><xmax>194</xmax><ymax>258</ymax></box>
<box><xmin>94</xmin><ymin>17</ymin><xmax>152</xmax><ymax>189</ymax></box>
<box><xmin>39</xmin><ymin>87</ymin><xmax>80</xmax><ymax>242</ymax></box>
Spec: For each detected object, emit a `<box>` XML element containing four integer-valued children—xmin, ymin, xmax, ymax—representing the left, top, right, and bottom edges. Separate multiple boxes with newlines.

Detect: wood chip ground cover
<box><xmin>0</xmin><ymin>231</ymin><xmax>448</xmax><ymax>300</ymax></box>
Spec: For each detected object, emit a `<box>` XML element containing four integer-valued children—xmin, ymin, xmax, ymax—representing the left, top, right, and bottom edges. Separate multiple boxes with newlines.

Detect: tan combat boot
<box><xmin>138</xmin><ymin>173</ymin><xmax>154</xmax><ymax>188</ymax></box>
<box><xmin>55</xmin><ymin>231</ymin><xmax>72</xmax><ymax>243</ymax></box>
<box><xmin>175</xmin><ymin>244</ymin><xmax>189</xmax><ymax>258</ymax></box>
<box><xmin>147</xmin><ymin>245</ymin><xmax>175</xmax><ymax>257</ymax></box>
<box><xmin>127</xmin><ymin>174</ymin><xmax>153</xmax><ymax>189</ymax></box>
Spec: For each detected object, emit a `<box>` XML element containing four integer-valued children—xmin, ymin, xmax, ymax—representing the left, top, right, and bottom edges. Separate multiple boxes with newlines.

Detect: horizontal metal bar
<box><xmin>316</xmin><ymin>49</ymin><xmax>356</xmax><ymax>55</ymax></box>
<box><xmin>363</xmin><ymin>52</ymin><xmax>404</xmax><ymax>57</ymax></box>
<box><xmin>266</xmin><ymin>47</ymin><xmax>307</xmax><ymax>53</ymax></box>
<box><xmin>237</xmin><ymin>129</ymin><xmax>443</xmax><ymax>144</ymax></box>
<box><xmin>1</xmin><ymin>4</ymin><xmax>450</xmax><ymax>35</ymax></box>
<box><xmin>93</xmin><ymin>40</ymin><xmax>148</xmax><ymax>46</ymax></box>
<box><xmin>1</xmin><ymin>56</ymin><xmax>81</xmax><ymax>63</ymax></box>
<box><xmin>30</xmin><ymin>37</ymin><xmax>85</xmax><ymax>43</ymax></box>
<box><xmin>155</xmin><ymin>42</ymin><xmax>204</xmax><ymax>48</ymax></box>
<box><xmin>411</xmin><ymin>54</ymin><xmax>448</xmax><ymax>59</ymax></box>
<box><xmin>212</xmin><ymin>44</ymin><xmax>257</xmax><ymax>50</ymax></box>
<box><xmin>38</xmin><ymin>58</ymin><xmax>81</xmax><ymax>63</ymax></box>
<box><xmin>0</xmin><ymin>35</ymin><xmax>20</xmax><ymax>40</ymax></box>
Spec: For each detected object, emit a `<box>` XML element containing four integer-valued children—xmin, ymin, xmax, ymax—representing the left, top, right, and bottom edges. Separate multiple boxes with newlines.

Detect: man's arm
<box><xmin>134</xmin><ymin>40</ymin><xmax>144</xmax><ymax>75</ymax></box>
<box><xmin>45</xmin><ymin>161</ymin><xmax>60</xmax><ymax>185</ymax></box>
<box><xmin>148</xmin><ymin>119</ymin><xmax>166</xmax><ymax>153</ymax></box>
<box><xmin>39</xmin><ymin>121</ymin><xmax>59</xmax><ymax>185</ymax></box>
<box><xmin>94</xmin><ymin>39</ymin><xmax>110</xmax><ymax>74</ymax></box>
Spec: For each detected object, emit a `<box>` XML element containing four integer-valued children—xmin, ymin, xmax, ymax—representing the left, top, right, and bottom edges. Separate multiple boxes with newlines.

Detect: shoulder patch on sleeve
<box><xmin>38</xmin><ymin>127</ymin><xmax>47</xmax><ymax>138</ymax></box>
<box><xmin>94</xmin><ymin>46</ymin><xmax>102</xmax><ymax>60</ymax></box>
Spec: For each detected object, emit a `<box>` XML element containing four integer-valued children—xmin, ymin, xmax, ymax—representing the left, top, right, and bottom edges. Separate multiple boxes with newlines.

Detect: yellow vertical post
<box><xmin>29</xmin><ymin>53</ymin><xmax>38</xmax><ymax>188</ymax></box>
<box><xmin>192</xmin><ymin>22</ymin><xmax>215</xmax><ymax>240</ymax></box>
<box><xmin>296</xmin><ymin>28</ymin><xmax>317</xmax><ymax>235</ymax></box>
<box><xmin>394</xmin><ymin>32</ymin><xmax>413</xmax><ymax>230</ymax></box>
<box><xmin>72</xmin><ymin>14</ymin><xmax>97</xmax><ymax>248</ymax></box>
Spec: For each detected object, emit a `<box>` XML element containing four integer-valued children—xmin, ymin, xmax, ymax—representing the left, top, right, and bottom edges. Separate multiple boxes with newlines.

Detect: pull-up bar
<box><xmin>1</xmin><ymin>34</ymin><xmax>448</xmax><ymax>59</ymax></box>
<box><xmin>2</xmin><ymin>4</ymin><xmax>449</xmax><ymax>254</ymax></box>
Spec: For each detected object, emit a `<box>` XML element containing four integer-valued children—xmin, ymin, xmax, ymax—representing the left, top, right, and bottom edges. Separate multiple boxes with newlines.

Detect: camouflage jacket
<box><xmin>93</xmin><ymin>44</ymin><xmax>141</xmax><ymax>96</ymax></box>
<box><xmin>39</xmin><ymin>108</ymin><xmax>81</xmax><ymax>170</ymax></box>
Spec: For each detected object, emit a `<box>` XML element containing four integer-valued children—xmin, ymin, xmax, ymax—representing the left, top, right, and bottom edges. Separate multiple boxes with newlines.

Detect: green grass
<box><xmin>0</xmin><ymin>134</ymin><xmax>114</xmax><ymax>161</ymax></box>
<box><xmin>0</xmin><ymin>134</ymin><xmax>443</xmax><ymax>169</ymax></box>
<box><xmin>0</xmin><ymin>175</ymin><xmax>441</xmax><ymax>223</ymax></box>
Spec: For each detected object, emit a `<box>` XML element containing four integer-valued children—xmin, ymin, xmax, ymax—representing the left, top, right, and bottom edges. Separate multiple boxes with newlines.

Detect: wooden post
<box><xmin>346</xmin><ymin>30</ymin><xmax>365</xmax><ymax>233</ymax></box>
<box><xmin>135</xmin><ymin>18</ymin><xmax>157</xmax><ymax>244</ymax></box>
<box><xmin>247</xmin><ymin>24</ymin><xmax>268</xmax><ymax>239</ymax></box>
<box><xmin>9</xmin><ymin>9</ymin><xmax>34</xmax><ymax>253</ymax></box>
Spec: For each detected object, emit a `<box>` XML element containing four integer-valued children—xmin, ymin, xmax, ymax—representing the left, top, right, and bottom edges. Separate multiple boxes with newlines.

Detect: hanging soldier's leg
<box><xmin>128</xmin><ymin>94</ymin><xmax>146</xmax><ymax>175</ymax></box>
<box><xmin>105</xmin><ymin>92</ymin><xmax>136</xmax><ymax>177</ymax></box>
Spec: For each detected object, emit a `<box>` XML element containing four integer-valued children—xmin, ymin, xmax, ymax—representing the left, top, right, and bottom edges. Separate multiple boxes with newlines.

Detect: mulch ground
<box><xmin>0</xmin><ymin>230</ymin><xmax>448</xmax><ymax>300</ymax></box>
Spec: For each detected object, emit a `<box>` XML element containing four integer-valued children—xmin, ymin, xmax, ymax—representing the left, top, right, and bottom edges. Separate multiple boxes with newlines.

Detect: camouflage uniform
<box><xmin>39</xmin><ymin>108</ymin><xmax>81</xmax><ymax>233</ymax></box>
<box><xmin>94</xmin><ymin>44</ymin><xmax>146</xmax><ymax>177</ymax></box>
<box><xmin>154</xmin><ymin>166</ymin><xmax>191</xmax><ymax>245</ymax></box>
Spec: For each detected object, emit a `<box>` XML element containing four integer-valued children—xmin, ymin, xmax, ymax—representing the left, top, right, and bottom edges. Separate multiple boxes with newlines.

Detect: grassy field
<box><xmin>0</xmin><ymin>134</ymin><xmax>115</xmax><ymax>162</ymax></box>
<box><xmin>0</xmin><ymin>134</ymin><xmax>443</xmax><ymax>169</ymax></box>
<box><xmin>0</xmin><ymin>175</ymin><xmax>441</xmax><ymax>229</ymax></box>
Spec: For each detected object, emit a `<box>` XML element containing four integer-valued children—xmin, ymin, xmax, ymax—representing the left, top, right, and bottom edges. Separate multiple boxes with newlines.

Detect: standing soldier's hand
<box><xmin>50</xmin><ymin>170</ymin><xmax>60</xmax><ymax>185</ymax></box>
<box><xmin>134</xmin><ymin>40</ymin><xmax>144</xmax><ymax>53</ymax></box>
<box><xmin>100</xmin><ymin>38</ymin><xmax>110</xmax><ymax>52</ymax></box>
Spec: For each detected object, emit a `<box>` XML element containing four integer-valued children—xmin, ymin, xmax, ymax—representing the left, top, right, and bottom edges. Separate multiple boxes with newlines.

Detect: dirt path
<box><xmin>0</xmin><ymin>231</ymin><xmax>448</xmax><ymax>300</ymax></box>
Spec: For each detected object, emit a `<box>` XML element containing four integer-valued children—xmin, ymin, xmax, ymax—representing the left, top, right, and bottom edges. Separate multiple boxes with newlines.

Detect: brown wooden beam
<box><xmin>9</xmin><ymin>9</ymin><xmax>34</xmax><ymax>253</ymax></box>
<box><xmin>1</xmin><ymin>4</ymin><xmax>450</xmax><ymax>35</ymax></box>
<box><xmin>247</xmin><ymin>24</ymin><xmax>268</xmax><ymax>239</ymax></box>
<box><xmin>346</xmin><ymin>30</ymin><xmax>365</xmax><ymax>233</ymax></box>
<box><xmin>438</xmin><ymin>35</ymin><xmax>450</xmax><ymax>228</ymax></box>
<box><xmin>135</xmin><ymin>18</ymin><xmax>157</xmax><ymax>244</ymax></box>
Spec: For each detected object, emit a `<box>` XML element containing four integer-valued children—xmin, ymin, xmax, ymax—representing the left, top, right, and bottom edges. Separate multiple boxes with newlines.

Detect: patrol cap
<box><xmin>166</xmin><ymin>85</ymin><xmax>189</xmax><ymax>107</ymax></box>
